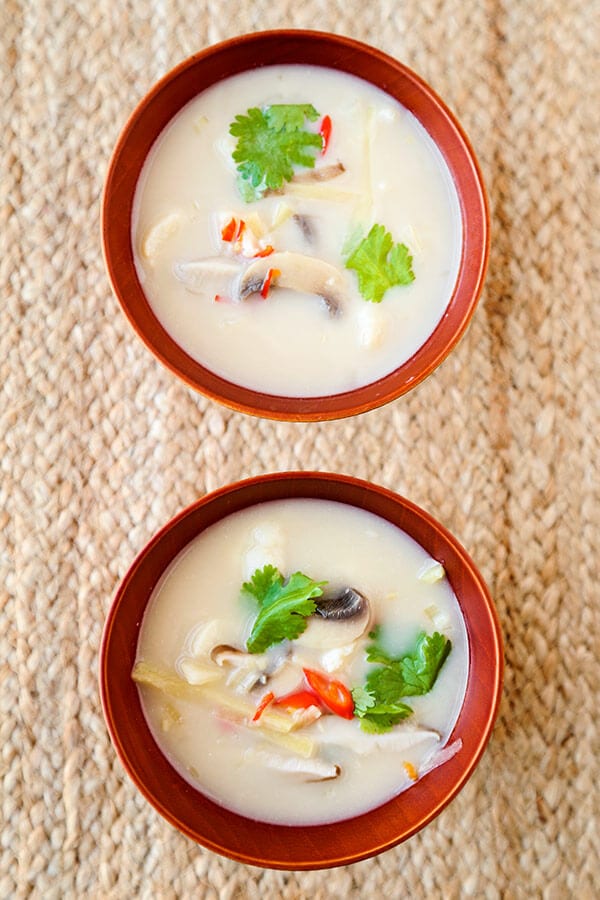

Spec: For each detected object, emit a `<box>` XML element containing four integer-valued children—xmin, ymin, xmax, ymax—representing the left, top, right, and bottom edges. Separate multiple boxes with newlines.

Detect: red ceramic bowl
<box><xmin>102</xmin><ymin>30</ymin><xmax>489</xmax><ymax>421</ymax></box>
<box><xmin>100</xmin><ymin>472</ymin><xmax>503</xmax><ymax>869</ymax></box>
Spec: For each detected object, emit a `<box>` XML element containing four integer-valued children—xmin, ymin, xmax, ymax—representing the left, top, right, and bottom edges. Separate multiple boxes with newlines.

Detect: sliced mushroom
<box><xmin>291</xmin><ymin>162</ymin><xmax>345</xmax><ymax>184</ymax></box>
<box><xmin>315</xmin><ymin>587</ymin><xmax>368</xmax><ymax>621</ymax></box>
<box><xmin>294</xmin><ymin>587</ymin><xmax>371</xmax><ymax>651</ymax></box>
<box><xmin>247</xmin><ymin>748</ymin><xmax>341</xmax><ymax>781</ymax></box>
<box><xmin>210</xmin><ymin>644</ymin><xmax>287</xmax><ymax>692</ymax></box>
<box><xmin>313</xmin><ymin>716</ymin><xmax>441</xmax><ymax>755</ymax></box>
<box><xmin>266</xmin><ymin>162</ymin><xmax>346</xmax><ymax>196</ymax></box>
<box><xmin>237</xmin><ymin>251</ymin><xmax>347</xmax><ymax>316</ymax></box>
<box><xmin>293</xmin><ymin>213</ymin><xmax>316</xmax><ymax>244</ymax></box>
<box><xmin>173</xmin><ymin>256</ymin><xmax>241</xmax><ymax>296</ymax></box>
<box><xmin>210</xmin><ymin>644</ymin><xmax>263</xmax><ymax>668</ymax></box>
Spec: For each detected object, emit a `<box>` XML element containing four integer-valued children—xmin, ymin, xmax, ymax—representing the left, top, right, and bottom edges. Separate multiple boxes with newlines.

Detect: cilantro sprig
<box><xmin>352</xmin><ymin>627</ymin><xmax>452</xmax><ymax>733</ymax></box>
<box><xmin>243</xmin><ymin>564</ymin><xmax>326</xmax><ymax>653</ymax></box>
<box><xmin>345</xmin><ymin>224</ymin><xmax>415</xmax><ymax>303</ymax></box>
<box><xmin>351</xmin><ymin>685</ymin><xmax>412</xmax><ymax>733</ymax></box>
<box><xmin>229</xmin><ymin>104</ymin><xmax>323</xmax><ymax>202</ymax></box>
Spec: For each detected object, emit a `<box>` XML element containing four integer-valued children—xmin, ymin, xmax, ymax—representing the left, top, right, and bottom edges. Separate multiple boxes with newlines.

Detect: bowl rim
<box><xmin>101</xmin><ymin>29</ymin><xmax>490</xmax><ymax>421</ymax></box>
<box><xmin>99</xmin><ymin>471</ymin><xmax>503</xmax><ymax>869</ymax></box>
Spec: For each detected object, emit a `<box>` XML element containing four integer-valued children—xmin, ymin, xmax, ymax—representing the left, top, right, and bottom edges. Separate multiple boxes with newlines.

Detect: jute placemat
<box><xmin>2</xmin><ymin>1</ymin><xmax>598</xmax><ymax>896</ymax></box>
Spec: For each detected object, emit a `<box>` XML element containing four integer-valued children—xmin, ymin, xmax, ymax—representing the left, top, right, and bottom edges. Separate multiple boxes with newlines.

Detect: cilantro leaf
<box><xmin>352</xmin><ymin>628</ymin><xmax>452</xmax><ymax>733</ymax></box>
<box><xmin>236</xmin><ymin>174</ymin><xmax>262</xmax><ymax>203</ymax></box>
<box><xmin>399</xmin><ymin>631</ymin><xmax>452</xmax><ymax>695</ymax></box>
<box><xmin>345</xmin><ymin>224</ymin><xmax>415</xmax><ymax>303</ymax></box>
<box><xmin>264</xmin><ymin>104</ymin><xmax>320</xmax><ymax>131</ymax></box>
<box><xmin>356</xmin><ymin>701</ymin><xmax>413</xmax><ymax>733</ymax></box>
<box><xmin>350</xmin><ymin>685</ymin><xmax>376</xmax><ymax>716</ymax></box>
<box><xmin>242</xmin><ymin>564</ymin><xmax>284</xmax><ymax>606</ymax></box>
<box><xmin>352</xmin><ymin>685</ymin><xmax>412</xmax><ymax>732</ymax></box>
<box><xmin>365</xmin><ymin>629</ymin><xmax>452</xmax><ymax>698</ymax></box>
<box><xmin>365</xmin><ymin>664</ymin><xmax>408</xmax><ymax>703</ymax></box>
<box><xmin>364</xmin><ymin>625</ymin><xmax>397</xmax><ymax>664</ymax></box>
<box><xmin>244</xmin><ymin>565</ymin><xmax>326</xmax><ymax>653</ymax></box>
<box><xmin>365</xmin><ymin>626</ymin><xmax>396</xmax><ymax>666</ymax></box>
<box><xmin>229</xmin><ymin>104</ymin><xmax>323</xmax><ymax>201</ymax></box>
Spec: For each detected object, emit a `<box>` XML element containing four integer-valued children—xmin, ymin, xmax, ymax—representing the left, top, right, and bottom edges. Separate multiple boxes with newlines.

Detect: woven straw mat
<box><xmin>2</xmin><ymin>1</ymin><xmax>598</xmax><ymax>897</ymax></box>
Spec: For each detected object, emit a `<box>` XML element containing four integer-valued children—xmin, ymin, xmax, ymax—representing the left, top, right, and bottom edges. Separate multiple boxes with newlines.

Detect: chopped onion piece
<box><xmin>141</xmin><ymin>211</ymin><xmax>184</xmax><ymax>259</ymax></box>
<box><xmin>417</xmin><ymin>559</ymin><xmax>446</xmax><ymax>584</ymax></box>
<box><xmin>420</xmin><ymin>738</ymin><xmax>463</xmax><ymax>777</ymax></box>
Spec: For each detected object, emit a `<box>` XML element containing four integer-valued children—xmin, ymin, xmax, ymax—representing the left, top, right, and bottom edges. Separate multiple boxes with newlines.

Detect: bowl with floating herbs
<box><xmin>100</xmin><ymin>471</ymin><xmax>503</xmax><ymax>868</ymax></box>
<box><xmin>102</xmin><ymin>30</ymin><xmax>489</xmax><ymax>420</ymax></box>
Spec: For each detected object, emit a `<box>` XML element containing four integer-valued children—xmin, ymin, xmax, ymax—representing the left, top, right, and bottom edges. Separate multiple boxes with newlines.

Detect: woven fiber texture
<box><xmin>2</xmin><ymin>0</ymin><xmax>598</xmax><ymax>896</ymax></box>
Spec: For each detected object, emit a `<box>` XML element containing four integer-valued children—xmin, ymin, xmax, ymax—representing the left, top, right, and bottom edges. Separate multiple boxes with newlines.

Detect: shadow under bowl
<box><xmin>100</xmin><ymin>472</ymin><xmax>503</xmax><ymax>869</ymax></box>
<box><xmin>102</xmin><ymin>30</ymin><xmax>489</xmax><ymax>421</ymax></box>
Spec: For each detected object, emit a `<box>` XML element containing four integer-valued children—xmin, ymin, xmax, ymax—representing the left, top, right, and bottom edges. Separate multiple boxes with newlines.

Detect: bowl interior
<box><xmin>102</xmin><ymin>30</ymin><xmax>489</xmax><ymax>421</ymax></box>
<box><xmin>100</xmin><ymin>472</ymin><xmax>503</xmax><ymax>869</ymax></box>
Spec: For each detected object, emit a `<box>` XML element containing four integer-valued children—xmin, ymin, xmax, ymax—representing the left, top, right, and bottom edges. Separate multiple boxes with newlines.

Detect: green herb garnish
<box><xmin>345</xmin><ymin>223</ymin><xmax>415</xmax><ymax>303</ymax></box>
<box><xmin>351</xmin><ymin>681</ymin><xmax>413</xmax><ymax>732</ymax></box>
<box><xmin>394</xmin><ymin>630</ymin><xmax>452</xmax><ymax>696</ymax></box>
<box><xmin>353</xmin><ymin>629</ymin><xmax>451</xmax><ymax>733</ymax></box>
<box><xmin>243</xmin><ymin>564</ymin><xmax>326</xmax><ymax>653</ymax></box>
<box><xmin>350</xmin><ymin>685</ymin><xmax>376</xmax><ymax>715</ymax></box>
<box><xmin>229</xmin><ymin>104</ymin><xmax>323</xmax><ymax>201</ymax></box>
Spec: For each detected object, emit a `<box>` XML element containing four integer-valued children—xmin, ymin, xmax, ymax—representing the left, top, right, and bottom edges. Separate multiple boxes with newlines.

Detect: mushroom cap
<box><xmin>294</xmin><ymin>586</ymin><xmax>371</xmax><ymax>650</ymax></box>
<box><xmin>315</xmin><ymin>587</ymin><xmax>368</xmax><ymax>621</ymax></box>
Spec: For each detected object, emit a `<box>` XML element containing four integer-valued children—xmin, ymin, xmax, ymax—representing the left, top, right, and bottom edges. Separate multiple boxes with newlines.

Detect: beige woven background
<box><xmin>2</xmin><ymin>0</ymin><xmax>598</xmax><ymax>896</ymax></box>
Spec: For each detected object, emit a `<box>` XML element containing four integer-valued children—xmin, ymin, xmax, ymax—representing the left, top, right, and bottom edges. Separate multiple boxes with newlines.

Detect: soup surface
<box><xmin>135</xmin><ymin>499</ymin><xmax>469</xmax><ymax>825</ymax></box>
<box><xmin>132</xmin><ymin>65</ymin><xmax>462</xmax><ymax>396</ymax></box>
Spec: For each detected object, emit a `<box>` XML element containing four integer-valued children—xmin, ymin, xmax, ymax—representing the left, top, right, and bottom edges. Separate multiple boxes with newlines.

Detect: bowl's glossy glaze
<box><xmin>100</xmin><ymin>472</ymin><xmax>503</xmax><ymax>869</ymax></box>
<box><xmin>102</xmin><ymin>30</ymin><xmax>489</xmax><ymax>421</ymax></box>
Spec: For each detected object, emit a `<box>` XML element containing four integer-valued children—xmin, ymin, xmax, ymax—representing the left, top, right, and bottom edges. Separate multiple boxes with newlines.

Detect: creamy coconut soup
<box><xmin>134</xmin><ymin>499</ymin><xmax>469</xmax><ymax>826</ymax></box>
<box><xmin>132</xmin><ymin>65</ymin><xmax>462</xmax><ymax>396</ymax></box>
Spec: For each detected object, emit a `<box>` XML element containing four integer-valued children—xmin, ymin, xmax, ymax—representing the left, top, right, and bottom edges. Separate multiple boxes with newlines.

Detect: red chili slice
<box><xmin>251</xmin><ymin>691</ymin><xmax>274</xmax><ymax>722</ymax></box>
<box><xmin>302</xmin><ymin>668</ymin><xmax>354</xmax><ymax>719</ymax></box>
<box><xmin>253</xmin><ymin>244</ymin><xmax>275</xmax><ymax>258</ymax></box>
<box><xmin>273</xmin><ymin>689</ymin><xmax>321</xmax><ymax>711</ymax></box>
<box><xmin>319</xmin><ymin>115</ymin><xmax>332</xmax><ymax>154</ymax></box>
<box><xmin>221</xmin><ymin>217</ymin><xmax>237</xmax><ymax>241</ymax></box>
<box><xmin>221</xmin><ymin>217</ymin><xmax>245</xmax><ymax>242</ymax></box>
<box><xmin>260</xmin><ymin>267</ymin><xmax>280</xmax><ymax>299</ymax></box>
